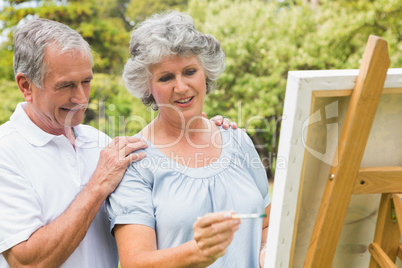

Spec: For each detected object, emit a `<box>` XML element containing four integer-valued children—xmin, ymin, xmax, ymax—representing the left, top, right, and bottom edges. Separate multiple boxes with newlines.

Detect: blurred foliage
<box><xmin>87</xmin><ymin>73</ymin><xmax>156</xmax><ymax>137</ymax></box>
<box><xmin>0</xmin><ymin>0</ymin><xmax>131</xmax><ymax>74</ymax></box>
<box><xmin>187</xmin><ymin>0</ymin><xmax>402</xmax><ymax>177</ymax></box>
<box><xmin>1</xmin><ymin>0</ymin><xmax>401</xmax><ymax>178</ymax></box>
<box><xmin>125</xmin><ymin>0</ymin><xmax>188</xmax><ymax>24</ymax></box>
<box><xmin>0</xmin><ymin>79</ymin><xmax>24</xmax><ymax>123</ymax></box>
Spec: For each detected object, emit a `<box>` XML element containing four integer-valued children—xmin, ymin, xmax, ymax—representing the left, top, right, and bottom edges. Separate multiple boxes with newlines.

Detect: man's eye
<box><xmin>61</xmin><ymin>84</ymin><xmax>72</xmax><ymax>88</ymax></box>
<box><xmin>159</xmin><ymin>75</ymin><xmax>173</xmax><ymax>82</ymax></box>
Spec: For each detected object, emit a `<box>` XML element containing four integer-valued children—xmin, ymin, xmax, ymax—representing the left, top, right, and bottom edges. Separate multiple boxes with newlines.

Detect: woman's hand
<box><xmin>192</xmin><ymin>212</ymin><xmax>241</xmax><ymax>266</ymax></box>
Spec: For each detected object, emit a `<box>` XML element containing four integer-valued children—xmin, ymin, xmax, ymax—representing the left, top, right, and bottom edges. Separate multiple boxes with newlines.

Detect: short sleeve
<box><xmin>0</xmin><ymin>162</ymin><xmax>43</xmax><ymax>253</ymax></box>
<box><xmin>106</xmin><ymin>166</ymin><xmax>155</xmax><ymax>233</ymax></box>
<box><xmin>236</xmin><ymin>129</ymin><xmax>271</xmax><ymax>207</ymax></box>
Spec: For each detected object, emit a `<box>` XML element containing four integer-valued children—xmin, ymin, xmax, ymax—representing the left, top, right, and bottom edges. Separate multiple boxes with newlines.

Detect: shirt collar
<box><xmin>10</xmin><ymin>102</ymin><xmax>95</xmax><ymax>147</ymax></box>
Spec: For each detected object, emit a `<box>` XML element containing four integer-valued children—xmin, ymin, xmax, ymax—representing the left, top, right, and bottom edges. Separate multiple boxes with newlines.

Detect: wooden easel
<box><xmin>303</xmin><ymin>35</ymin><xmax>402</xmax><ymax>267</ymax></box>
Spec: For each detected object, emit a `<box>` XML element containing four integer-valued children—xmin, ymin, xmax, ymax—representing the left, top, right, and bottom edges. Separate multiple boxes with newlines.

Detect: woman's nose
<box><xmin>174</xmin><ymin>76</ymin><xmax>189</xmax><ymax>94</ymax></box>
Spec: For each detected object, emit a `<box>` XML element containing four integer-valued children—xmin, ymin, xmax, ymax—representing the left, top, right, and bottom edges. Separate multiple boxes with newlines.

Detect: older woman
<box><xmin>107</xmin><ymin>11</ymin><xmax>271</xmax><ymax>267</ymax></box>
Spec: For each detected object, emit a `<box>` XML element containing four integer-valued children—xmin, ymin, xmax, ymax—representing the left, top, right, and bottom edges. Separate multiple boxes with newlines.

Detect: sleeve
<box><xmin>106</xmin><ymin>165</ymin><xmax>155</xmax><ymax>233</ymax></box>
<box><xmin>0</xmin><ymin>161</ymin><xmax>44</xmax><ymax>253</ymax></box>
<box><xmin>236</xmin><ymin>129</ymin><xmax>271</xmax><ymax>207</ymax></box>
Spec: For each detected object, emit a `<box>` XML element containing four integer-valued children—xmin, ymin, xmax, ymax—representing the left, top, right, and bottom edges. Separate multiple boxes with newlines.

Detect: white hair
<box><xmin>122</xmin><ymin>11</ymin><xmax>225</xmax><ymax>110</ymax></box>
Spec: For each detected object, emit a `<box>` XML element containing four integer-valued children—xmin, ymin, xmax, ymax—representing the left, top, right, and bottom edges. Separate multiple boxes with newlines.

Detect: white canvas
<box><xmin>264</xmin><ymin>68</ymin><xmax>402</xmax><ymax>268</ymax></box>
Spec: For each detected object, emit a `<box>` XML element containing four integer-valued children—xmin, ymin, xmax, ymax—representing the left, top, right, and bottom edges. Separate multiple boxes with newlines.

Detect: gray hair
<box><xmin>122</xmin><ymin>11</ymin><xmax>225</xmax><ymax>110</ymax></box>
<box><xmin>13</xmin><ymin>18</ymin><xmax>93</xmax><ymax>89</ymax></box>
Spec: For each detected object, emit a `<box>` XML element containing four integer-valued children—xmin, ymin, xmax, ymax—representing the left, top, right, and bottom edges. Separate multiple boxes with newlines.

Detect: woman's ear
<box><xmin>16</xmin><ymin>73</ymin><xmax>33</xmax><ymax>102</ymax></box>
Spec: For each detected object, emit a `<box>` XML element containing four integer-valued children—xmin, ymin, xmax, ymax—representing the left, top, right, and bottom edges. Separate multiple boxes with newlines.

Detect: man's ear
<box><xmin>16</xmin><ymin>73</ymin><xmax>33</xmax><ymax>102</ymax></box>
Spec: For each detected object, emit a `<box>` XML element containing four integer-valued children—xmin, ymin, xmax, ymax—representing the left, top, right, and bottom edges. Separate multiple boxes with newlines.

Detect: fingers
<box><xmin>107</xmin><ymin>136</ymin><xmax>140</xmax><ymax>148</ymax></box>
<box><xmin>194</xmin><ymin>215</ymin><xmax>240</xmax><ymax>241</ymax></box>
<box><xmin>195</xmin><ymin>211</ymin><xmax>232</xmax><ymax>228</ymax></box>
<box><xmin>117</xmin><ymin>137</ymin><xmax>148</xmax><ymax>160</ymax></box>
<box><xmin>221</xmin><ymin>119</ymin><xmax>238</xmax><ymax>130</ymax></box>
<box><xmin>230</xmin><ymin>121</ymin><xmax>238</xmax><ymax>129</ymax></box>
<box><xmin>222</xmin><ymin>118</ymin><xmax>230</xmax><ymax>129</ymax></box>
<box><xmin>209</xmin><ymin>115</ymin><xmax>238</xmax><ymax>129</ymax></box>
<box><xmin>210</xmin><ymin>115</ymin><xmax>223</xmax><ymax>126</ymax></box>
<box><xmin>128</xmin><ymin>151</ymin><xmax>146</xmax><ymax>164</ymax></box>
<box><xmin>196</xmin><ymin>223</ymin><xmax>239</xmax><ymax>249</ymax></box>
<box><xmin>107</xmin><ymin>136</ymin><xmax>147</xmax><ymax>161</ymax></box>
<box><xmin>199</xmin><ymin>233</ymin><xmax>234</xmax><ymax>259</ymax></box>
<box><xmin>193</xmin><ymin>211</ymin><xmax>241</xmax><ymax>262</ymax></box>
<box><xmin>95</xmin><ymin>136</ymin><xmax>148</xmax><ymax>194</ymax></box>
<box><xmin>107</xmin><ymin>136</ymin><xmax>120</xmax><ymax>148</ymax></box>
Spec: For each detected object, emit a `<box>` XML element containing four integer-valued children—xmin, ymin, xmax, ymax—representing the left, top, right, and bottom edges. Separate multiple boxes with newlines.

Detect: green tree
<box><xmin>0</xmin><ymin>0</ymin><xmax>196</xmax><ymax>138</ymax></box>
<box><xmin>187</xmin><ymin>0</ymin><xmax>316</xmax><ymax>178</ymax></box>
<box><xmin>186</xmin><ymin>0</ymin><xmax>402</xmax><ymax>178</ymax></box>
<box><xmin>0</xmin><ymin>45</ymin><xmax>14</xmax><ymax>81</ymax></box>
<box><xmin>316</xmin><ymin>0</ymin><xmax>402</xmax><ymax>68</ymax></box>
<box><xmin>0</xmin><ymin>0</ymin><xmax>151</xmax><ymax>137</ymax></box>
<box><xmin>125</xmin><ymin>0</ymin><xmax>188</xmax><ymax>24</ymax></box>
<box><xmin>87</xmin><ymin>73</ymin><xmax>155</xmax><ymax>137</ymax></box>
<box><xmin>1</xmin><ymin>0</ymin><xmax>401</xmax><ymax>179</ymax></box>
<box><xmin>0</xmin><ymin>0</ymin><xmax>131</xmax><ymax>74</ymax></box>
<box><xmin>0</xmin><ymin>79</ymin><xmax>24</xmax><ymax>123</ymax></box>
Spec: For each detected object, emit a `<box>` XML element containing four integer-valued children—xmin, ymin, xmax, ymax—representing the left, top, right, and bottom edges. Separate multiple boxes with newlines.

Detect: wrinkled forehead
<box><xmin>47</xmin><ymin>41</ymin><xmax>91</xmax><ymax>58</ymax></box>
<box><xmin>42</xmin><ymin>44</ymin><xmax>93</xmax><ymax>81</ymax></box>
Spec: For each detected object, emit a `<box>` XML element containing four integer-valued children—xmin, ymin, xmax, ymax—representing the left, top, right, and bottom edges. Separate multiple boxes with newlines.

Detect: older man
<box><xmin>0</xmin><ymin>18</ymin><xmax>149</xmax><ymax>267</ymax></box>
<box><xmin>0</xmin><ymin>18</ymin><xmax>234</xmax><ymax>267</ymax></box>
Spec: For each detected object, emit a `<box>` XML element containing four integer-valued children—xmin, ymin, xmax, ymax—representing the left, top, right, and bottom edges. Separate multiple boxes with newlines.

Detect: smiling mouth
<box><xmin>60</xmin><ymin>107</ymin><xmax>86</xmax><ymax>112</ymax></box>
<box><xmin>175</xmin><ymin>97</ymin><xmax>193</xmax><ymax>104</ymax></box>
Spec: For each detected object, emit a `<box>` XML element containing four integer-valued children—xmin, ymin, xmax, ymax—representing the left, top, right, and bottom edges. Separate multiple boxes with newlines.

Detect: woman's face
<box><xmin>149</xmin><ymin>55</ymin><xmax>207</xmax><ymax>125</ymax></box>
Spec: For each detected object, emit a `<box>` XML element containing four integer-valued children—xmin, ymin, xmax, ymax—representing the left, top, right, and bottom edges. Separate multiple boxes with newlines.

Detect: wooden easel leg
<box><xmin>369</xmin><ymin>243</ymin><xmax>397</xmax><ymax>268</ymax></box>
<box><xmin>303</xmin><ymin>35</ymin><xmax>390</xmax><ymax>268</ymax></box>
<box><xmin>369</xmin><ymin>194</ymin><xmax>400</xmax><ymax>268</ymax></box>
<box><xmin>397</xmin><ymin>244</ymin><xmax>402</xmax><ymax>261</ymax></box>
<box><xmin>392</xmin><ymin>194</ymin><xmax>402</xmax><ymax>232</ymax></box>
<box><xmin>392</xmin><ymin>194</ymin><xmax>402</xmax><ymax>262</ymax></box>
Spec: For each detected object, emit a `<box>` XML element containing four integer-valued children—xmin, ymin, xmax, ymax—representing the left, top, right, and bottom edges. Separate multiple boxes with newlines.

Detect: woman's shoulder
<box><xmin>220</xmin><ymin>127</ymin><xmax>254</xmax><ymax>148</ymax></box>
<box><xmin>129</xmin><ymin>132</ymin><xmax>164</xmax><ymax>174</ymax></box>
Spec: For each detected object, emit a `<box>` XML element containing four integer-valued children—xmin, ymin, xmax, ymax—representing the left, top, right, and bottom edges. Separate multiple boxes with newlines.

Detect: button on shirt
<box><xmin>0</xmin><ymin>102</ymin><xmax>118</xmax><ymax>268</ymax></box>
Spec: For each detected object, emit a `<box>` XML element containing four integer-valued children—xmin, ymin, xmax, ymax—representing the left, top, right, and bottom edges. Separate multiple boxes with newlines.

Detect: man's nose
<box><xmin>71</xmin><ymin>84</ymin><xmax>88</xmax><ymax>104</ymax></box>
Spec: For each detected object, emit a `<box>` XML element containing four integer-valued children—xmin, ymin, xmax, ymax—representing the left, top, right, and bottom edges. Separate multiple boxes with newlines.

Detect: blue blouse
<box><xmin>107</xmin><ymin>127</ymin><xmax>270</xmax><ymax>267</ymax></box>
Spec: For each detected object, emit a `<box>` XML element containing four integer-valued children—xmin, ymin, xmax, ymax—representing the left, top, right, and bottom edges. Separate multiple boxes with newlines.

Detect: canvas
<box><xmin>264</xmin><ymin>68</ymin><xmax>402</xmax><ymax>268</ymax></box>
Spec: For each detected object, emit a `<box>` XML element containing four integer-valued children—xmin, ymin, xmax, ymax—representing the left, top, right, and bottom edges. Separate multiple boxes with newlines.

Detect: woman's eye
<box><xmin>159</xmin><ymin>74</ymin><xmax>173</xmax><ymax>82</ymax></box>
<box><xmin>186</xmin><ymin>69</ymin><xmax>196</xmax><ymax>76</ymax></box>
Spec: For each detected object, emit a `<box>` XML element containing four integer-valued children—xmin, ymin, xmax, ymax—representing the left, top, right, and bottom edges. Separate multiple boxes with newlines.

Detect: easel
<box><xmin>303</xmin><ymin>35</ymin><xmax>402</xmax><ymax>267</ymax></box>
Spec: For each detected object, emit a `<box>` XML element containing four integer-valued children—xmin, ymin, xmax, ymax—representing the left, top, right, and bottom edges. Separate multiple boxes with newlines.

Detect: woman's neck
<box><xmin>151</xmin><ymin>114</ymin><xmax>209</xmax><ymax>143</ymax></box>
<box><xmin>141</xmin><ymin>114</ymin><xmax>223</xmax><ymax>168</ymax></box>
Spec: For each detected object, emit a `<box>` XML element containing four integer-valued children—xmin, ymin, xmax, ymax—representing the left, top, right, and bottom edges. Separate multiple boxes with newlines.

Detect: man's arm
<box><xmin>3</xmin><ymin>136</ymin><xmax>147</xmax><ymax>267</ymax></box>
<box><xmin>202</xmin><ymin>112</ymin><xmax>238</xmax><ymax>130</ymax></box>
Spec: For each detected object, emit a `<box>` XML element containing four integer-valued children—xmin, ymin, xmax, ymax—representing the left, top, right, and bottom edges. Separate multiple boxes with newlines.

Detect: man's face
<box><xmin>25</xmin><ymin>44</ymin><xmax>93</xmax><ymax>135</ymax></box>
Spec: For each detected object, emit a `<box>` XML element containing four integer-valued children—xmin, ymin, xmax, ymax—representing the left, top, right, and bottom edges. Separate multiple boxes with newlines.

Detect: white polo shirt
<box><xmin>0</xmin><ymin>102</ymin><xmax>118</xmax><ymax>267</ymax></box>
